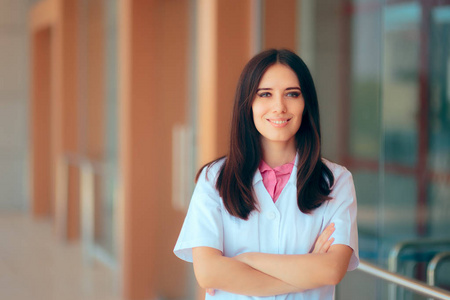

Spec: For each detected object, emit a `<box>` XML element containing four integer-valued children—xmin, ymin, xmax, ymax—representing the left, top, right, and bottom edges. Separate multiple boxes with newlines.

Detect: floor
<box><xmin>0</xmin><ymin>213</ymin><xmax>122</xmax><ymax>300</ymax></box>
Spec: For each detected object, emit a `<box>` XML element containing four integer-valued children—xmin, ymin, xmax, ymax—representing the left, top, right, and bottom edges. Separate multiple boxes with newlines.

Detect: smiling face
<box><xmin>252</xmin><ymin>63</ymin><xmax>305</xmax><ymax>151</ymax></box>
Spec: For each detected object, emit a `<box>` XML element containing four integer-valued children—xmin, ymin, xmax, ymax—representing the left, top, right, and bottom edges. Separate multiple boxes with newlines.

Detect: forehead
<box><xmin>258</xmin><ymin>64</ymin><xmax>299</xmax><ymax>87</ymax></box>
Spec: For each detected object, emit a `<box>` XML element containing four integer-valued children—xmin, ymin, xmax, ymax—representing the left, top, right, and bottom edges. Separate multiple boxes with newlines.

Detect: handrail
<box><xmin>427</xmin><ymin>252</ymin><xmax>450</xmax><ymax>286</ymax></box>
<box><xmin>388</xmin><ymin>238</ymin><xmax>450</xmax><ymax>299</ymax></box>
<box><xmin>357</xmin><ymin>260</ymin><xmax>450</xmax><ymax>300</ymax></box>
<box><xmin>388</xmin><ymin>239</ymin><xmax>450</xmax><ymax>273</ymax></box>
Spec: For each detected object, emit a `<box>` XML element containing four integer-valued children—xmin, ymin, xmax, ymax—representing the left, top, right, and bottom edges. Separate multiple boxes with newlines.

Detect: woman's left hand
<box><xmin>312</xmin><ymin>223</ymin><xmax>335</xmax><ymax>254</ymax></box>
<box><xmin>229</xmin><ymin>223</ymin><xmax>352</xmax><ymax>290</ymax></box>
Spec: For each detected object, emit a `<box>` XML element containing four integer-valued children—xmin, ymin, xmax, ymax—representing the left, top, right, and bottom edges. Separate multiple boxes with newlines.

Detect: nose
<box><xmin>272</xmin><ymin>93</ymin><xmax>287</xmax><ymax>113</ymax></box>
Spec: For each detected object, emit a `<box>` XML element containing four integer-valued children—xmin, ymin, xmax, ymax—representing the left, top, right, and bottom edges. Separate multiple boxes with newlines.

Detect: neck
<box><xmin>261</xmin><ymin>139</ymin><xmax>297</xmax><ymax>168</ymax></box>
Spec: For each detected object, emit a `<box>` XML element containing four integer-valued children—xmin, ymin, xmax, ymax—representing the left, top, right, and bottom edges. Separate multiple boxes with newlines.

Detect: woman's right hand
<box><xmin>312</xmin><ymin>223</ymin><xmax>335</xmax><ymax>254</ymax></box>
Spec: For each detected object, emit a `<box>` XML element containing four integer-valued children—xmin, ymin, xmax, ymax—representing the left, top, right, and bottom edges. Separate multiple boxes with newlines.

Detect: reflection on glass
<box><xmin>352</xmin><ymin>171</ymin><xmax>379</xmax><ymax>261</ymax></box>
<box><xmin>382</xmin><ymin>3</ymin><xmax>420</xmax><ymax>166</ymax></box>
<box><xmin>429</xmin><ymin>7</ymin><xmax>450</xmax><ymax>173</ymax></box>
<box><xmin>428</xmin><ymin>182</ymin><xmax>450</xmax><ymax>237</ymax></box>
<box><xmin>347</xmin><ymin>0</ymin><xmax>450</xmax><ymax>294</ymax></box>
<box><xmin>382</xmin><ymin>174</ymin><xmax>417</xmax><ymax>238</ymax></box>
<box><xmin>348</xmin><ymin>4</ymin><xmax>383</xmax><ymax>275</ymax></box>
<box><xmin>426</xmin><ymin>10</ymin><xmax>450</xmax><ymax>293</ymax></box>
<box><xmin>349</xmin><ymin>7</ymin><xmax>381</xmax><ymax>160</ymax></box>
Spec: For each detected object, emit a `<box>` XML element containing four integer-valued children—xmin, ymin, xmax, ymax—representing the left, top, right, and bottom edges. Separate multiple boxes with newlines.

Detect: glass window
<box><xmin>334</xmin><ymin>1</ymin><xmax>450</xmax><ymax>298</ymax></box>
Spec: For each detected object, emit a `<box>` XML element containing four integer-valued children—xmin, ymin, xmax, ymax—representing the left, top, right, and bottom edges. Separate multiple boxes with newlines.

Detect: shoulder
<box><xmin>196</xmin><ymin>157</ymin><xmax>226</xmax><ymax>190</ymax></box>
<box><xmin>200</xmin><ymin>157</ymin><xmax>226</xmax><ymax>180</ymax></box>
<box><xmin>188</xmin><ymin>158</ymin><xmax>227</xmax><ymax>209</ymax></box>
<box><xmin>321</xmin><ymin>158</ymin><xmax>353</xmax><ymax>189</ymax></box>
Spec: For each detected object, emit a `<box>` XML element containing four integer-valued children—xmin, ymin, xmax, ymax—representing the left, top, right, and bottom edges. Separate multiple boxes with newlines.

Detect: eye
<box><xmin>257</xmin><ymin>92</ymin><xmax>271</xmax><ymax>98</ymax></box>
<box><xmin>286</xmin><ymin>91</ymin><xmax>301</xmax><ymax>98</ymax></box>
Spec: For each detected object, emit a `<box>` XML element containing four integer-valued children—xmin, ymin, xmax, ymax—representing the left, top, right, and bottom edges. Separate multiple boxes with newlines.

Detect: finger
<box><xmin>322</xmin><ymin>223</ymin><xmax>335</xmax><ymax>240</ymax></box>
<box><xmin>318</xmin><ymin>237</ymin><xmax>335</xmax><ymax>253</ymax></box>
<box><xmin>313</xmin><ymin>224</ymin><xmax>335</xmax><ymax>253</ymax></box>
<box><xmin>206</xmin><ymin>288</ymin><xmax>215</xmax><ymax>296</ymax></box>
<box><xmin>324</xmin><ymin>223</ymin><xmax>335</xmax><ymax>235</ymax></box>
<box><xmin>318</xmin><ymin>223</ymin><xmax>335</xmax><ymax>243</ymax></box>
<box><xmin>315</xmin><ymin>235</ymin><xmax>334</xmax><ymax>253</ymax></box>
<box><xmin>320</xmin><ymin>224</ymin><xmax>335</xmax><ymax>246</ymax></box>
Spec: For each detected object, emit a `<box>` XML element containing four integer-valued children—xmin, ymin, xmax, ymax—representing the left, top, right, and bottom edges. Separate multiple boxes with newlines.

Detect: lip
<box><xmin>266</xmin><ymin>118</ymin><xmax>291</xmax><ymax>127</ymax></box>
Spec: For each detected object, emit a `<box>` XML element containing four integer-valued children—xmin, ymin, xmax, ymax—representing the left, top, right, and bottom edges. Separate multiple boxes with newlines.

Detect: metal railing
<box><xmin>388</xmin><ymin>239</ymin><xmax>450</xmax><ymax>274</ymax></box>
<box><xmin>358</xmin><ymin>259</ymin><xmax>450</xmax><ymax>300</ymax></box>
<box><xmin>387</xmin><ymin>238</ymin><xmax>450</xmax><ymax>299</ymax></box>
<box><xmin>428</xmin><ymin>252</ymin><xmax>450</xmax><ymax>286</ymax></box>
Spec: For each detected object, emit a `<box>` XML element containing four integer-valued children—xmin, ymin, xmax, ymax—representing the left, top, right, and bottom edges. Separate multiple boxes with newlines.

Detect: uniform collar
<box><xmin>253</xmin><ymin>153</ymin><xmax>299</xmax><ymax>186</ymax></box>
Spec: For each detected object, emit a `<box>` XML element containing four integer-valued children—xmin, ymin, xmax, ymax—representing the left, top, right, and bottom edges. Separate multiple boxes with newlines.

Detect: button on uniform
<box><xmin>267</xmin><ymin>211</ymin><xmax>276</xmax><ymax>220</ymax></box>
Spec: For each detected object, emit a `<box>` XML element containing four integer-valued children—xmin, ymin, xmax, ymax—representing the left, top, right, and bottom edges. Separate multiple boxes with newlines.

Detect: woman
<box><xmin>174</xmin><ymin>49</ymin><xmax>359</xmax><ymax>299</ymax></box>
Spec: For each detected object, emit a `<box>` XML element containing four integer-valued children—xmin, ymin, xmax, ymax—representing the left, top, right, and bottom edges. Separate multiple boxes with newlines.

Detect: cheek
<box><xmin>296</xmin><ymin>101</ymin><xmax>306</xmax><ymax>117</ymax></box>
<box><xmin>292</xmin><ymin>103</ymin><xmax>305</xmax><ymax>129</ymax></box>
<box><xmin>251</xmin><ymin>106</ymin><xmax>265</xmax><ymax>133</ymax></box>
<box><xmin>287</xmin><ymin>101</ymin><xmax>305</xmax><ymax>118</ymax></box>
<box><xmin>252</xmin><ymin>103</ymin><xmax>264</xmax><ymax>119</ymax></box>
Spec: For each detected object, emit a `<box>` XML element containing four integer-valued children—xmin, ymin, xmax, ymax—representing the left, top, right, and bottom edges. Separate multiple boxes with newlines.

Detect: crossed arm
<box><xmin>192</xmin><ymin>223</ymin><xmax>353</xmax><ymax>296</ymax></box>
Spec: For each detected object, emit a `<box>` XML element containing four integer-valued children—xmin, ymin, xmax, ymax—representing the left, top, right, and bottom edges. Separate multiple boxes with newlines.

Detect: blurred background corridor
<box><xmin>1</xmin><ymin>0</ymin><xmax>450</xmax><ymax>299</ymax></box>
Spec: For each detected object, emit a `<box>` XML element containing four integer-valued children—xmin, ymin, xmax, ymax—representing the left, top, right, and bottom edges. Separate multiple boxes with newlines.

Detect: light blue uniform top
<box><xmin>174</xmin><ymin>156</ymin><xmax>359</xmax><ymax>300</ymax></box>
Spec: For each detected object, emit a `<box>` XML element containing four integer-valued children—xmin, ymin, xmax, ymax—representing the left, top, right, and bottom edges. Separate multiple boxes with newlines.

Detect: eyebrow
<box><xmin>256</xmin><ymin>87</ymin><xmax>301</xmax><ymax>91</ymax></box>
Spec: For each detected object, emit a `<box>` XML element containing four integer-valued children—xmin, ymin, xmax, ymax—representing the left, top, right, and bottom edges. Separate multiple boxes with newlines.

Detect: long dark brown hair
<box><xmin>197</xmin><ymin>49</ymin><xmax>334</xmax><ymax>220</ymax></box>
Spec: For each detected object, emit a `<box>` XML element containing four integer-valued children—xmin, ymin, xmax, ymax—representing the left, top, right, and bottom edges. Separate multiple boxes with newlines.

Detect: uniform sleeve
<box><xmin>173</xmin><ymin>165</ymin><xmax>224</xmax><ymax>263</ymax></box>
<box><xmin>324</xmin><ymin>167</ymin><xmax>359</xmax><ymax>271</ymax></box>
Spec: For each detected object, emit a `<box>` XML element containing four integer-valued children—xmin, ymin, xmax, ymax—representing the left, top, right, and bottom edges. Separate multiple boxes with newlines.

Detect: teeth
<box><xmin>271</xmin><ymin>120</ymin><xmax>287</xmax><ymax>124</ymax></box>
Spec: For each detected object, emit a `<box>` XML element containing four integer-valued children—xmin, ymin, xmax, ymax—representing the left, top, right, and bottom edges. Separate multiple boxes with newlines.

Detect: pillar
<box><xmin>119</xmin><ymin>0</ymin><xmax>161</xmax><ymax>298</ymax></box>
<box><xmin>263</xmin><ymin>0</ymin><xmax>297</xmax><ymax>50</ymax></box>
<box><xmin>197</xmin><ymin>0</ymin><xmax>253</xmax><ymax>165</ymax></box>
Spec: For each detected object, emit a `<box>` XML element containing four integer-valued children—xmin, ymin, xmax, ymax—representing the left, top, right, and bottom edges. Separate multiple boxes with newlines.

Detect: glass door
<box><xmin>343</xmin><ymin>1</ymin><xmax>450</xmax><ymax>298</ymax></box>
<box><xmin>426</xmin><ymin>4</ymin><xmax>450</xmax><ymax>291</ymax></box>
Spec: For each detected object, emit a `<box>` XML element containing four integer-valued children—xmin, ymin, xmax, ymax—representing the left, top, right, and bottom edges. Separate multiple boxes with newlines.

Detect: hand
<box><xmin>206</xmin><ymin>288</ymin><xmax>215</xmax><ymax>296</ymax></box>
<box><xmin>312</xmin><ymin>223</ymin><xmax>335</xmax><ymax>254</ymax></box>
<box><xmin>233</xmin><ymin>252</ymin><xmax>250</xmax><ymax>264</ymax></box>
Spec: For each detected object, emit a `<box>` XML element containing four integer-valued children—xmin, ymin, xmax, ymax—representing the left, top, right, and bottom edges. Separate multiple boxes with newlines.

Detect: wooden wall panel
<box><xmin>154</xmin><ymin>0</ymin><xmax>190</xmax><ymax>298</ymax></box>
<box><xmin>197</xmin><ymin>0</ymin><xmax>253</xmax><ymax>165</ymax></box>
<box><xmin>31</xmin><ymin>28</ymin><xmax>52</xmax><ymax>217</ymax></box>
<box><xmin>119</xmin><ymin>0</ymin><xmax>160</xmax><ymax>298</ymax></box>
<box><xmin>264</xmin><ymin>0</ymin><xmax>297</xmax><ymax>50</ymax></box>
